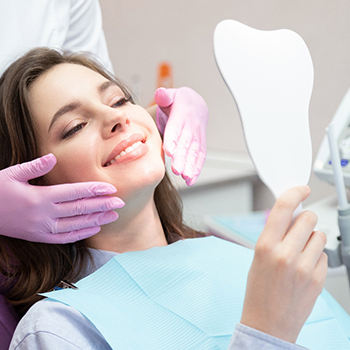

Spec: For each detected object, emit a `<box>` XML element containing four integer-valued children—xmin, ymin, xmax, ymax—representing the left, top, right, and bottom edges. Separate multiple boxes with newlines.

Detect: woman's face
<box><xmin>28</xmin><ymin>63</ymin><xmax>165</xmax><ymax>201</ymax></box>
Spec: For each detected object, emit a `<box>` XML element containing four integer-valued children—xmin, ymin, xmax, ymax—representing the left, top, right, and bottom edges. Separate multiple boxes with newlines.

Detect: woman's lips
<box><xmin>103</xmin><ymin>133</ymin><xmax>147</xmax><ymax>167</ymax></box>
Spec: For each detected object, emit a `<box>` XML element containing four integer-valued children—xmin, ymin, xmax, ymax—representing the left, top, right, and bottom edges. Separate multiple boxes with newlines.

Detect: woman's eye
<box><xmin>111</xmin><ymin>97</ymin><xmax>130</xmax><ymax>108</ymax></box>
<box><xmin>62</xmin><ymin>122</ymin><xmax>87</xmax><ymax>139</ymax></box>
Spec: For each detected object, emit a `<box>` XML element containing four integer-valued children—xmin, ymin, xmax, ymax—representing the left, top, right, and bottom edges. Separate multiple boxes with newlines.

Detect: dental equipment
<box><xmin>213</xmin><ymin>20</ymin><xmax>313</xmax><ymax>218</ymax></box>
<box><xmin>314</xmin><ymin>87</ymin><xmax>350</xmax><ymax>188</ymax></box>
<box><xmin>326</xmin><ymin>123</ymin><xmax>350</xmax><ymax>285</ymax></box>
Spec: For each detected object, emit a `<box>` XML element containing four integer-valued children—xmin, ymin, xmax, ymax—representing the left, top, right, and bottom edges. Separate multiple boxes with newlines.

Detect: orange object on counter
<box><xmin>149</xmin><ymin>62</ymin><xmax>173</xmax><ymax>106</ymax></box>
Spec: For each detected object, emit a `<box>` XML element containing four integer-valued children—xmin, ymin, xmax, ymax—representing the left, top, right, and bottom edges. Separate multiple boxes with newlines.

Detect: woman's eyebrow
<box><xmin>98</xmin><ymin>81</ymin><xmax>119</xmax><ymax>94</ymax></box>
<box><xmin>48</xmin><ymin>102</ymin><xmax>82</xmax><ymax>133</ymax></box>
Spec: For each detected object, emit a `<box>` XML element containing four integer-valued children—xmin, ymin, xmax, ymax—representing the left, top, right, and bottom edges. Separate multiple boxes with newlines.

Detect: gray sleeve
<box><xmin>9</xmin><ymin>299</ymin><xmax>112</xmax><ymax>350</ymax></box>
<box><xmin>11</xmin><ymin>332</ymin><xmax>85</xmax><ymax>350</ymax></box>
<box><xmin>228</xmin><ymin>323</ymin><xmax>308</xmax><ymax>350</ymax></box>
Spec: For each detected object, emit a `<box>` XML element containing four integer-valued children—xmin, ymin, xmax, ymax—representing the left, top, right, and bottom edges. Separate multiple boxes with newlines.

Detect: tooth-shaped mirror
<box><xmin>214</xmin><ymin>20</ymin><xmax>313</xmax><ymax>217</ymax></box>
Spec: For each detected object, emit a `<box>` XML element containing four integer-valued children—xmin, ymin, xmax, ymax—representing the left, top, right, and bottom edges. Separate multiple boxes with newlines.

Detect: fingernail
<box><xmin>186</xmin><ymin>175</ymin><xmax>197</xmax><ymax>187</ymax></box>
<box><xmin>301</xmin><ymin>185</ymin><xmax>311</xmax><ymax>192</ymax></box>
<box><xmin>95</xmin><ymin>184</ymin><xmax>117</xmax><ymax>195</ymax></box>
<box><xmin>109</xmin><ymin>197</ymin><xmax>125</xmax><ymax>208</ymax></box>
<box><xmin>68</xmin><ymin>226</ymin><xmax>101</xmax><ymax>243</ymax></box>
<box><xmin>185</xmin><ymin>178</ymin><xmax>193</xmax><ymax>186</ymax></box>
<box><xmin>83</xmin><ymin>226</ymin><xmax>101</xmax><ymax>236</ymax></box>
<box><xmin>42</xmin><ymin>153</ymin><xmax>56</xmax><ymax>162</ymax></box>
<box><xmin>39</xmin><ymin>153</ymin><xmax>56</xmax><ymax>169</ymax></box>
<box><xmin>183</xmin><ymin>167</ymin><xmax>195</xmax><ymax>182</ymax></box>
<box><xmin>97</xmin><ymin>211</ymin><xmax>119</xmax><ymax>225</ymax></box>
<box><xmin>172</xmin><ymin>166</ymin><xmax>180</xmax><ymax>176</ymax></box>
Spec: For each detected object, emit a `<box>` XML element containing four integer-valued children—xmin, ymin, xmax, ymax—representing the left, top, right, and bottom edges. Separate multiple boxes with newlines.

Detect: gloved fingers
<box><xmin>170</xmin><ymin>129</ymin><xmax>193</xmax><ymax>176</ymax></box>
<box><xmin>154</xmin><ymin>87</ymin><xmax>176</xmax><ymax>108</ymax></box>
<box><xmin>160</xmin><ymin>95</ymin><xmax>185</xmax><ymax>156</ymax></box>
<box><xmin>51</xmin><ymin>210</ymin><xmax>119</xmax><ymax>234</ymax></box>
<box><xmin>56</xmin><ymin>196</ymin><xmax>125</xmax><ymax>217</ymax></box>
<box><xmin>7</xmin><ymin>153</ymin><xmax>57</xmax><ymax>182</ymax></box>
<box><xmin>47</xmin><ymin>181</ymin><xmax>117</xmax><ymax>203</ymax></box>
<box><xmin>182</xmin><ymin>137</ymin><xmax>201</xmax><ymax>182</ymax></box>
<box><xmin>41</xmin><ymin>226</ymin><xmax>102</xmax><ymax>244</ymax></box>
<box><xmin>185</xmin><ymin>150</ymin><xmax>206</xmax><ymax>186</ymax></box>
<box><xmin>156</xmin><ymin>107</ymin><xmax>169</xmax><ymax>135</ymax></box>
<box><xmin>154</xmin><ymin>88</ymin><xmax>177</xmax><ymax>134</ymax></box>
<box><xmin>162</xmin><ymin>120</ymin><xmax>183</xmax><ymax>157</ymax></box>
<box><xmin>155</xmin><ymin>86</ymin><xmax>208</xmax><ymax>183</ymax></box>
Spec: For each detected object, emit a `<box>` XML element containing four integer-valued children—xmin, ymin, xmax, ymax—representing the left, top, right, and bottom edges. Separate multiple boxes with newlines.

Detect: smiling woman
<box><xmin>0</xmin><ymin>47</ymin><xmax>344</xmax><ymax>350</ymax></box>
<box><xmin>0</xmin><ymin>47</ymin><xmax>202</xmax><ymax>318</ymax></box>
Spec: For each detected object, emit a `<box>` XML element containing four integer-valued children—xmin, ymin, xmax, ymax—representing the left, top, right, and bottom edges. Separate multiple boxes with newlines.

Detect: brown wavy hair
<box><xmin>0</xmin><ymin>48</ymin><xmax>204</xmax><ymax>316</ymax></box>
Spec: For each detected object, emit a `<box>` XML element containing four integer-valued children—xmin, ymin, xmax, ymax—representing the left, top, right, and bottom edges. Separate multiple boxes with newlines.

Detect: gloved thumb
<box><xmin>8</xmin><ymin>153</ymin><xmax>57</xmax><ymax>182</ymax></box>
<box><xmin>154</xmin><ymin>87</ymin><xmax>177</xmax><ymax>108</ymax></box>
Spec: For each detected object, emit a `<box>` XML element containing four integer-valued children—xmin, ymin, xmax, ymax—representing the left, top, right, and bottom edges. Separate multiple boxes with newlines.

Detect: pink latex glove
<box><xmin>0</xmin><ymin>154</ymin><xmax>124</xmax><ymax>244</ymax></box>
<box><xmin>154</xmin><ymin>87</ymin><xmax>208</xmax><ymax>186</ymax></box>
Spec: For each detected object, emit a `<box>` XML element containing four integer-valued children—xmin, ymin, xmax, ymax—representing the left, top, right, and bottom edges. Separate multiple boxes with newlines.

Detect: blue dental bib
<box><xmin>43</xmin><ymin>236</ymin><xmax>350</xmax><ymax>349</ymax></box>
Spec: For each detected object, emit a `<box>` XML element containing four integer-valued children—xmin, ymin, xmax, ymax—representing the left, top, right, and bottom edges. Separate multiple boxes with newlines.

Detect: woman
<box><xmin>0</xmin><ymin>0</ymin><xmax>208</xmax><ymax>247</ymax></box>
<box><xmin>0</xmin><ymin>48</ymin><xmax>346</xmax><ymax>349</ymax></box>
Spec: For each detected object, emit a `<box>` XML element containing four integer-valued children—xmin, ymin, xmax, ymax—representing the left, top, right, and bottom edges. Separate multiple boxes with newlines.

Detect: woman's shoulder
<box><xmin>10</xmin><ymin>299</ymin><xmax>111</xmax><ymax>350</ymax></box>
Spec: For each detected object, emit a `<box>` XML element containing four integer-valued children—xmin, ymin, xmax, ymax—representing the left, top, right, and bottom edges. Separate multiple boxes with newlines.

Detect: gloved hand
<box><xmin>154</xmin><ymin>87</ymin><xmax>208</xmax><ymax>186</ymax></box>
<box><xmin>0</xmin><ymin>154</ymin><xmax>124</xmax><ymax>244</ymax></box>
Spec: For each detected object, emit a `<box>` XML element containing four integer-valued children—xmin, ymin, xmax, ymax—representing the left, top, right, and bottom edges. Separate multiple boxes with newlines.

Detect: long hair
<box><xmin>0</xmin><ymin>48</ymin><xmax>204</xmax><ymax>316</ymax></box>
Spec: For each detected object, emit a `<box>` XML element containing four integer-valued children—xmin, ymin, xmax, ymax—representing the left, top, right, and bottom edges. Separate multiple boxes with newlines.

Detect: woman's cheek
<box><xmin>46</xmin><ymin>151</ymin><xmax>91</xmax><ymax>184</ymax></box>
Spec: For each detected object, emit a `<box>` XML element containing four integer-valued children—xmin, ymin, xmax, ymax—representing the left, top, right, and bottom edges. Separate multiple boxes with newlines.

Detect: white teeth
<box><xmin>105</xmin><ymin>140</ymin><xmax>144</xmax><ymax>166</ymax></box>
<box><xmin>132</xmin><ymin>141</ymin><xmax>142</xmax><ymax>149</ymax></box>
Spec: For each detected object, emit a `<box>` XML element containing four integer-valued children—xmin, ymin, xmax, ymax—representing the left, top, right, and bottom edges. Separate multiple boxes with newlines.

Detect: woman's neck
<box><xmin>85</xmin><ymin>196</ymin><xmax>168</xmax><ymax>253</ymax></box>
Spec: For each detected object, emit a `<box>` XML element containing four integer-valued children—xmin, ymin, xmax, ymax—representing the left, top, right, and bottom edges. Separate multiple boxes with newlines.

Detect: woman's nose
<box><xmin>103</xmin><ymin>111</ymin><xmax>130</xmax><ymax>138</ymax></box>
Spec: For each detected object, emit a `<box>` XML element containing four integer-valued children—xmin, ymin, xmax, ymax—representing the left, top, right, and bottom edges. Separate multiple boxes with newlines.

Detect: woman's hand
<box><xmin>240</xmin><ymin>186</ymin><xmax>328</xmax><ymax>343</ymax></box>
<box><xmin>0</xmin><ymin>154</ymin><xmax>124</xmax><ymax>244</ymax></box>
<box><xmin>154</xmin><ymin>87</ymin><xmax>208</xmax><ymax>186</ymax></box>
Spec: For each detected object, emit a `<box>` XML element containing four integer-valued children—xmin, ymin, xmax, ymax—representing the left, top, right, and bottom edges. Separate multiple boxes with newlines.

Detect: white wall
<box><xmin>100</xmin><ymin>0</ymin><xmax>350</xmax><ymax>207</ymax></box>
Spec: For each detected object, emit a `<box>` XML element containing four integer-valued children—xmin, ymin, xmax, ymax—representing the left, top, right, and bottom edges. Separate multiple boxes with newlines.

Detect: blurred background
<box><xmin>100</xmin><ymin>0</ymin><xmax>350</xmax><ymax>210</ymax></box>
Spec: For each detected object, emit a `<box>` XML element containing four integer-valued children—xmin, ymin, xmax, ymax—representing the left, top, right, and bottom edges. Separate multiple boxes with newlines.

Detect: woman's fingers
<box><xmin>301</xmin><ymin>230</ymin><xmax>328</xmax><ymax>269</ymax></box>
<box><xmin>282</xmin><ymin>210</ymin><xmax>318</xmax><ymax>253</ymax></box>
<box><xmin>242</xmin><ymin>186</ymin><xmax>328</xmax><ymax>343</ymax></box>
<box><xmin>313</xmin><ymin>252</ymin><xmax>329</xmax><ymax>293</ymax></box>
<box><xmin>260</xmin><ymin>186</ymin><xmax>311</xmax><ymax>244</ymax></box>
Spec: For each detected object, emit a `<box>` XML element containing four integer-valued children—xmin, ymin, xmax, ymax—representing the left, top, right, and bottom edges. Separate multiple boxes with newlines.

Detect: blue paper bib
<box><xmin>43</xmin><ymin>236</ymin><xmax>350</xmax><ymax>349</ymax></box>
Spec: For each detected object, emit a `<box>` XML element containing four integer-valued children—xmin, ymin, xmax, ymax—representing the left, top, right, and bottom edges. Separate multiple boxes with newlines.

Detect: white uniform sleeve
<box><xmin>0</xmin><ymin>0</ymin><xmax>114</xmax><ymax>75</ymax></box>
<box><xmin>228</xmin><ymin>323</ymin><xmax>308</xmax><ymax>350</ymax></box>
<box><xmin>56</xmin><ymin>0</ymin><xmax>114</xmax><ymax>72</ymax></box>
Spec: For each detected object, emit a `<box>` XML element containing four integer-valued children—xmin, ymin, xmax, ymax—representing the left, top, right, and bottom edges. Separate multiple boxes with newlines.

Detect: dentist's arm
<box><xmin>152</xmin><ymin>87</ymin><xmax>208</xmax><ymax>186</ymax></box>
<box><xmin>229</xmin><ymin>186</ymin><xmax>327</xmax><ymax>349</ymax></box>
<box><xmin>0</xmin><ymin>154</ymin><xmax>124</xmax><ymax>244</ymax></box>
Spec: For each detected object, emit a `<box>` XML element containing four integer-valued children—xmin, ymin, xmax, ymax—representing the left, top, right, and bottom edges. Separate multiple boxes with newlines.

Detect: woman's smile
<box><xmin>103</xmin><ymin>133</ymin><xmax>148</xmax><ymax>167</ymax></box>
